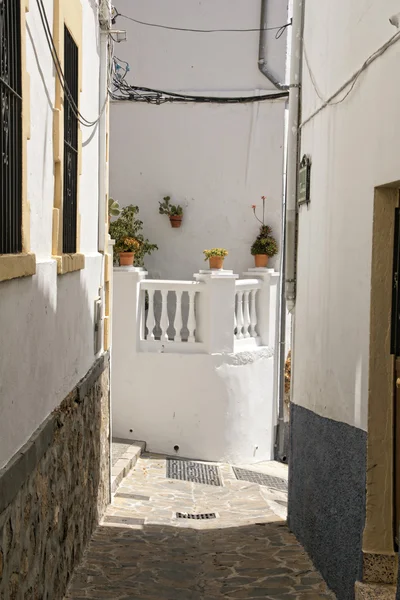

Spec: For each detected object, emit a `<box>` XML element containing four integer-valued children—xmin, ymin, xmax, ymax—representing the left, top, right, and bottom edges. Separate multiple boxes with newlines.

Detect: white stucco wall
<box><xmin>293</xmin><ymin>0</ymin><xmax>400</xmax><ymax>431</ymax></box>
<box><xmin>0</xmin><ymin>0</ymin><xmax>105</xmax><ymax>468</ymax></box>
<box><xmin>112</xmin><ymin>269</ymin><xmax>277</xmax><ymax>463</ymax></box>
<box><xmin>113</xmin><ymin>350</ymin><xmax>276</xmax><ymax>463</ymax></box>
<box><xmin>110</xmin><ymin>0</ymin><xmax>288</xmax><ymax>279</ymax></box>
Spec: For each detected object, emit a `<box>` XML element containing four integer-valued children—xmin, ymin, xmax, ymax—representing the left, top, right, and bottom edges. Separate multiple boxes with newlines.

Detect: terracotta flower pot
<box><xmin>254</xmin><ymin>254</ymin><xmax>269</xmax><ymax>268</ymax></box>
<box><xmin>209</xmin><ymin>256</ymin><xmax>224</xmax><ymax>270</ymax></box>
<box><xmin>169</xmin><ymin>215</ymin><xmax>183</xmax><ymax>228</ymax></box>
<box><xmin>119</xmin><ymin>252</ymin><xmax>134</xmax><ymax>266</ymax></box>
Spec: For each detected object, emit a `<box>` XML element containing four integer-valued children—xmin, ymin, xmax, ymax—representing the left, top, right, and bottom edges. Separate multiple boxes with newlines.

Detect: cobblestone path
<box><xmin>65</xmin><ymin>455</ymin><xmax>335</xmax><ymax>599</ymax></box>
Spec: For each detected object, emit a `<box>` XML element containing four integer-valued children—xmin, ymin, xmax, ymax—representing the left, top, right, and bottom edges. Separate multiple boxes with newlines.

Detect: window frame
<box><xmin>52</xmin><ymin>0</ymin><xmax>84</xmax><ymax>275</ymax></box>
<box><xmin>0</xmin><ymin>0</ymin><xmax>35</xmax><ymax>283</ymax></box>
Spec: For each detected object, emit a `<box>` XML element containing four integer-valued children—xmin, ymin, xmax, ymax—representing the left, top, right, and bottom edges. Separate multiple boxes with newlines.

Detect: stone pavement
<box><xmin>65</xmin><ymin>454</ymin><xmax>335</xmax><ymax>599</ymax></box>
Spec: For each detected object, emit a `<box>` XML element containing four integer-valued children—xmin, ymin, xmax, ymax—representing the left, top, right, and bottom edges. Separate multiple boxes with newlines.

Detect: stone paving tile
<box><xmin>65</xmin><ymin>454</ymin><xmax>335</xmax><ymax>599</ymax></box>
<box><xmin>112</xmin><ymin>441</ymin><xmax>132</xmax><ymax>466</ymax></box>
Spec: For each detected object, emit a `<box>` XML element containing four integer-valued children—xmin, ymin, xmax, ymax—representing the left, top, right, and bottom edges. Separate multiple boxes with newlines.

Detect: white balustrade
<box><xmin>114</xmin><ymin>266</ymin><xmax>276</xmax><ymax>355</ymax></box>
<box><xmin>140</xmin><ymin>280</ymin><xmax>204</xmax><ymax>351</ymax></box>
<box><xmin>234</xmin><ymin>279</ymin><xmax>261</xmax><ymax>343</ymax></box>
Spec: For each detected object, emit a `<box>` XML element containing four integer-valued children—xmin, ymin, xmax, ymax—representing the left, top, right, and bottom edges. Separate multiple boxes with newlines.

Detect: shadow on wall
<box><xmin>0</xmin><ymin>259</ymin><xmax>102</xmax><ymax>466</ymax></box>
<box><xmin>65</xmin><ymin>522</ymin><xmax>333</xmax><ymax>598</ymax></box>
<box><xmin>0</xmin><ymin>258</ymin><xmax>109</xmax><ymax>600</ymax></box>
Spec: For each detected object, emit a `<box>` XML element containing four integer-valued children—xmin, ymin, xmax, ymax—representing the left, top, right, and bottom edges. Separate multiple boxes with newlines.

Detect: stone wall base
<box><xmin>0</xmin><ymin>353</ymin><xmax>110</xmax><ymax>600</ymax></box>
<box><xmin>288</xmin><ymin>403</ymin><xmax>367</xmax><ymax>600</ymax></box>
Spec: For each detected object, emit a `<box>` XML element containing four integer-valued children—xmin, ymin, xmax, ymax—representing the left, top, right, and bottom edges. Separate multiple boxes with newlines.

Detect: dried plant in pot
<box><xmin>203</xmin><ymin>248</ymin><xmax>228</xmax><ymax>270</ymax></box>
<box><xmin>251</xmin><ymin>236</ymin><xmax>278</xmax><ymax>267</ymax></box>
<box><xmin>158</xmin><ymin>196</ymin><xmax>183</xmax><ymax>228</ymax></box>
<box><xmin>251</xmin><ymin>197</ymin><xmax>278</xmax><ymax>267</ymax></box>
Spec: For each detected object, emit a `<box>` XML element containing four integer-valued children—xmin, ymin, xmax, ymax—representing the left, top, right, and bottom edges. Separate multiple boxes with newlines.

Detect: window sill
<box><xmin>54</xmin><ymin>253</ymin><xmax>85</xmax><ymax>275</ymax></box>
<box><xmin>0</xmin><ymin>253</ymin><xmax>36</xmax><ymax>283</ymax></box>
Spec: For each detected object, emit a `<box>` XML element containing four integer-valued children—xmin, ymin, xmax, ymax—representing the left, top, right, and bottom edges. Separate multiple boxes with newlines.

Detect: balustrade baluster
<box><xmin>234</xmin><ymin>298</ymin><xmax>237</xmax><ymax>337</ymax></box>
<box><xmin>146</xmin><ymin>290</ymin><xmax>155</xmax><ymax>340</ymax></box>
<box><xmin>187</xmin><ymin>290</ymin><xmax>196</xmax><ymax>342</ymax></box>
<box><xmin>236</xmin><ymin>291</ymin><xmax>244</xmax><ymax>339</ymax></box>
<box><xmin>250</xmin><ymin>289</ymin><xmax>258</xmax><ymax>337</ymax></box>
<box><xmin>175</xmin><ymin>290</ymin><xmax>183</xmax><ymax>342</ymax></box>
<box><xmin>160</xmin><ymin>290</ymin><xmax>169</xmax><ymax>341</ymax></box>
<box><xmin>243</xmin><ymin>290</ymin><xmax>251</xmax><ymax>338</ymax></box>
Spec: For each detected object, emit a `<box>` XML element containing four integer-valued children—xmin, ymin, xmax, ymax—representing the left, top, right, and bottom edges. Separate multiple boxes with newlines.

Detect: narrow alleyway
<box><xmin>65</xmin><ymin>455</ymin><xmax>335</xmax><ymax>599</ymax></box>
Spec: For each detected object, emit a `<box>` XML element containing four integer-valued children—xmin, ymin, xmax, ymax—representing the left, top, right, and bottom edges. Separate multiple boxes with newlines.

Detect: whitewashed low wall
<box><xmin>112</xmin><ymin>266</ymin><xmax>279</xmax><ymax>463</ymax></box>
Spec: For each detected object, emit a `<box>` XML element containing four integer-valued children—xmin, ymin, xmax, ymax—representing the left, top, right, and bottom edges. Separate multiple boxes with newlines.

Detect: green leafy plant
<box><xmin>203</xmin><ymin>248</ymin><xmax>228</xmax><ymax>260</ymax></box>
<box><xmin>108</xmin><ymin>198</ymin><xmax>121</xmax><ymax>217</ymax></box>
<box><xmin>109</xmin><ymin>204</ymin><xmax>158</xmax><ymax>266</ymax></box>
<box><xmin>251</xmin><ymin>237</ymin><xmax>278</xmax><ymax>257</ymax></box>
<box><xmin>158</xmin><ymin>196</ymin><xmax>183</xmax><ymax>217</ymax></box>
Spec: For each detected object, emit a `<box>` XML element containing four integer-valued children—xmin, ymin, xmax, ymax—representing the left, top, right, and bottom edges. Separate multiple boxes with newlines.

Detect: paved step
<box><xmin>111</xmin><ymin>438</ymin><xmax>145</xmax><ymax>493</ymax></box>
<box><xmin>355</xmin><ymin>581</ymin><xmax>396</xmax><ymax>599</ymax></box>
<box><xmin>65</xmin><ymin>454</ymin><xmax>336</xmax><ymax>599</ymax></box>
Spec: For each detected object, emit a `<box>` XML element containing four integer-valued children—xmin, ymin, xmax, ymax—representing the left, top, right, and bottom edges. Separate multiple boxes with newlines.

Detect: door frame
<box><xmin>363</xmin><ymin>185</ymin><xmax>399</xmax><ymax>564</ymax></box>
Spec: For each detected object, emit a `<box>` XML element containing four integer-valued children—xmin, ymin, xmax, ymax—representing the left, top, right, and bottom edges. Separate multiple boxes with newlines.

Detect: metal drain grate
<box><xmin>232</xmin><ymin>467</ymin><xmax>288</xmax><ymax>491</ymax></box>
<box><xmin>176</xmin><ymin>512</ymin><xmax>217</xmax><ymax>520</ymax></box>
<box><xmin>166</xmin><ymin>458</ymin><xmax>222</xmax><ymax>486</ymax></box>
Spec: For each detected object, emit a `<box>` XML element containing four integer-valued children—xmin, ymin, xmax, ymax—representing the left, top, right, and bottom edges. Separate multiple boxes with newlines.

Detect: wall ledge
<box><xmin>0</xmin><ymin>253</ymin><xmax>36</xmax><ymax>282</ymax></box>
<box><xmin>54</xmin><ymin>252</ymin><xmax>85</xmax><ymax>274</ymax></box>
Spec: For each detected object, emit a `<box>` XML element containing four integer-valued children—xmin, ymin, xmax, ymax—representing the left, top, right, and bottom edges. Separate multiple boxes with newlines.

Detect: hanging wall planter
<box><xmin>159</xmin><ymin>196</ymin><xmax>184</xmax><ymax>228</ymax></box>
<box><xmin>169</xmin><ymin>215</ymin><xmax>183</xmax><ymax>228</ymax></box>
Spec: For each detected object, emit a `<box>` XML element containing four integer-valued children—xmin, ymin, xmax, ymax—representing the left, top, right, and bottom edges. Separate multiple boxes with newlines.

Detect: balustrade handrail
<box><xmin>141</xmin><ymin>279</ymin><xmax>203</xmax><ymax>291</ymax></box>
<box><xmin>235</xmin><ymin>279</ymin><xmax>262</xmax><ymax>290</ymax></box>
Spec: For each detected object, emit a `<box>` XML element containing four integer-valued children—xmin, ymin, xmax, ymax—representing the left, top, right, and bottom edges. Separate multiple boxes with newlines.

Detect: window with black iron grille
<box><xmin>0</xmin><ymin>0</ymin><xmax>23</xmax><ymax>255</ymax></box>
<box><xmin>63</xmin><ymin>26</ymin><xmax>79</xmax><ymax>254</ymax></box>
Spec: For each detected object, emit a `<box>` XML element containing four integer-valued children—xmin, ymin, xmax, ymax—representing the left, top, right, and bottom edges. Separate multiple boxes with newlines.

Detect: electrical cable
<box><xmin>110</xmin><ymin>58</ymin><xmax>289</xmax><ymax>104</ymax></box>
<box><xmin>113</xmin><ymin>10</ymin><xmax>292</xmax><ymax>35</ymax></box>
<box><xmin>35</xmin><ymin>0</ymin><xmax>109</xmax><ymax>127</ymax></box>
<box><xmin>301</xmin><ymin>29</ymin><xmax>400</xmax><ymax>128</ymax></box>
<box><xmin>303</xmin><ymin>42</ymin><xmax>325</xmax><ymax>102</ymax></box>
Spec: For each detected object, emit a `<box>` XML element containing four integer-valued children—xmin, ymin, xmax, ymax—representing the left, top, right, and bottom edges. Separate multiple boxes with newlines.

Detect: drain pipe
<box><xmin>285</xmin><ymin>0</ymin><xmax>304</xmax><ymax>313</ymax></box>
<box><xmin>258</xmin><ymin>0</ymin><xmax>304</xmax><ymax>459</ymax></box>
<box><xmin>258</xmin><ymin>0</ymin><xmax>290</xmax><ymax>460</ymax></box>
<box><xmin>258</xmin><ymin>0</ymin><xmax>289</xmax><ymax>90</ymax></box>
<box><xmin>277</xmin><ymin>0</ymin><xmax>305</xmax><ymax>461</ymax></box>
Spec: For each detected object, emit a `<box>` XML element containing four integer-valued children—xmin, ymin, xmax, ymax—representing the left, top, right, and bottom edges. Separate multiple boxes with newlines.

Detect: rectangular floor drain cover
<box><xmin>167</xmin><ymin>459</ymin><xmax>222</xmax><ymax>486</ymax></box>
<box><xmin>232</xmin><ymin>467</ymin><xmax>288</xmax><ymax>491</ymax></box>
<box><xmin>176</xmin><ymin>512</ymin><xmax>217</xmax><ymax>520</ymax></box>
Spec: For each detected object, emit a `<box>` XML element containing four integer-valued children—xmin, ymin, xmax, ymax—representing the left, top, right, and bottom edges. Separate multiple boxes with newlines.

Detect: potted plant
<box><xmin>159</xmin><ymin>196</ymin><xmax>183</xmax><ymax>228</ymax></box>
<box><xmin>109</xmin><ymin>204</ymin><xmax>158</xmax><ymax>267</ymax></box>
<box><xmin>108</xmin><ymin>197</ymin><xmax>121</xmax><ymax>218</ymax></box>
<box><xmin>251</xmin><ymin>196</ymin><xmax>278</xmax><ymax>267</ymax></box>
<box><xmin>203</xmin><ymin>248</ymin><xmax>228</xmax><ymax>270</ymax></box>
<box><xmin>251</xmin><ymin>236</ymin><xmax>278</xmax><ymax>267</ymax></box>
<box><xmin>115</xmin><ymin>236</ymin><xmax>140</xmax><ymax>266</ymax></box>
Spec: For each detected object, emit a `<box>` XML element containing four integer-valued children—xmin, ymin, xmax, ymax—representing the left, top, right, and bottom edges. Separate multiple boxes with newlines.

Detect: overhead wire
<box><xmin>301</xmin><ymin>29</ymin><xmax>400</xmax><ymax>127</ymax></box>
<box><xmin>35</xmin><ymin>0</ymin><xmax>111</xmax><ymax>127</ymax></box>
<box><xmin>113</xmin><ymin>10</ymin><xmax>292</xmax><ymax>35</ymax></box>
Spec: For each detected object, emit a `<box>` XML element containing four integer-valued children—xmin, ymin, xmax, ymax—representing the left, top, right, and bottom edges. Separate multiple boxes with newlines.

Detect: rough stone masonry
<box><xmin>0</xmin><ymin>353</ymin><xmax>110</xmax><ymax>600</ymax></box>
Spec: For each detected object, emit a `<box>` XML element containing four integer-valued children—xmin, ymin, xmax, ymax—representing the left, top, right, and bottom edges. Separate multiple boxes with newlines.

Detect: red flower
<box><xmin>251</xmin><ymin>204</ymin><xmax>256</xmax><ymax>209</ymax></box>
<box><xmin>261</xmin><ymin>195</ymin><xmax>266</xmax><ymax>201</ymax></box>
